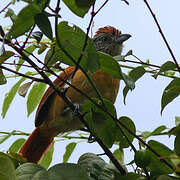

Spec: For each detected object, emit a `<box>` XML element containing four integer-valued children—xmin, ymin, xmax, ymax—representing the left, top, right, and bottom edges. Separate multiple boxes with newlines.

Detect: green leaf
<box><xmin>0</xmin><ymin>130</ymin><xmax>16</xmax><ymax>144</ymax></box>
<box><xmin>40</xmin><ymin>143</ymin><xmax>54</xmax><ymax>169</ymax></box>
<box><xmin>16</xmin><ymin>45</ymin><xmax>36</xmax><ymax>72</ymax></box>
<box><xmin>82</xmin><ymin>98</ymin><xmax>117</xmax><ymax>148</ymax></box>
<box><xmin>99</xmin><ymin>164</ymin><xmax>123</xmax><ymax>180</ymax></box>
<box><xmin>2</xmin><ymin>77</ymin><xmax>26</xmax><ymax>118</ymax></box>
<box><xmin>121</xmin><ymin>172</ymin><xmax>141</xmax><ymax>180</ymax></box>
<box><xmin>0</xmin><ymin>51</ymin><xmax>15</xmax><ymax>63</ymax></box>
<box><xmin>5</xmin><ymin>8</ymin><xmax>17</xmax><ymax>22</ymax></box>
<box><xmin>142</xmin><ymin>125</ymin><xmax>167</xmax><ymax>139</ymax></box>
<box><xmin>63</xmin><ymin>142</ymin><xmax>77</xmax><ymax>163</ymax></box>
<box><xmin>161</xmin><ymin>78</ymin><xmax>180</xmax><ymax>114</ymax></box>
<box><xmin>134</xmin><ymin>150</ymin><xmax>151</xmax><ymax>168</ymax></box>
<box><xmin>112</xmin><ymin>148</ymin><xmax>124</xmax><ymax>164</ymax></box>
<box><xmin>46</xmin><ymin>21</ymin><xmax>99</xmax><ymax>73</ymax></box>
<box><xmin>154</xmin><ymin>61</ymin><xmax>176</xmax><ymax>79</ymax></box>
<box><xmin>121</xmin><ymin>72</ymin><xmax>135</xmax><ymax>90</ymax></box>
<box><xmin>175</xmin><ymin>116</ymin><xmax>180</xmax><ymax>126</ymax></box>
<box><xmin>9</xmin><ymin>138</ymin><xmax>26</xmax><ymax>153</ymax></box>
<box><xmin>35</xmin><ymin>13</ymin><xmax>53</xmax><ymax>40</ymax></box>
<box><xmin>16</xmin><ymin>163</ymin><xmax>48</xmax><ymax>179</ymax></box>
<box><xmin>0</xmin><ymin>68</ymin><xmax>7</xmax><ymax>85</ymax></box>
<box><xmin>99</xmin><ymin>52</ymin><xmax>122</xmax><ymax>78</ymax></box>
<box><xmin>6</xmin><ymin>3</ymin><xmax>42</xmax><ymax>39</ymax></box>
<box><xmin>147</xmin><ymin>140</ymin><xmax>174</xmax><ymax>175</ymax></box>
<box><xmin>63</xmin><ymin>0</ymin><xmax>91</xmax><ymax>17</ymax></box>
<box><xmin>48</xmin><ymin>163</ymin><xmax>89</xmax><ymax>180</ymax></box>
<box><xmin>78</xmin><ymin>153</ymin><xmax>106</xmax><ymax>179</ymax></box>
<box><xmin>0</xmin><ymin>152</ymin><xmax>17</xmax><ymax>180</ymax></box>
<box><xmin>75</xmin><ymin>0</ymin><xmax>95</xmax><ymax>9</ymax></box>
<box><xmin>174</xmin><ymin>130</ymin><xmax>180</xmax><ymax>156</ymax></box>
<box><xmin>123</xmin><ymin>66</ymin><xmax>145</xmax><ymax>104</ymax></box>
<box><xmin>116</xmin><ymin>116</ymin><xmax>136</xmax><ymax>148</ymax></box>
<box><xmin>38</xmin><ymin>44</ymin><xmax>48</xmax><ymax>54</ymax></box>
<box><xmin>27</xmin><ymin>82</ymin><xmax>47</xmax><ymax>116</ymax></box>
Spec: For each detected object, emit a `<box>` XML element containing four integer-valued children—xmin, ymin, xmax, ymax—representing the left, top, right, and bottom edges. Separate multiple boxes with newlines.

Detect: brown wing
<box><xmin>35</xmin><ymin>66</ymin><xmax>75</xmax><ymax>127</ymax></box>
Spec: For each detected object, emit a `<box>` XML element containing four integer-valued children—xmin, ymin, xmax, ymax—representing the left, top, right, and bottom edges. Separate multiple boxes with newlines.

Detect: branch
<box><xmin>0</xmin><ymin>2</ymin><xmax>11</xmax><ymax>14</ymax></box>
<box><xmin>143</xmin><ymin>0</ymin><xmax>180</xmax><ymax>74</ymax></box>
<box><xmin>0</xmin><ymin>65</ymin><xmax>45</xmax><ymax>83</ymax></box>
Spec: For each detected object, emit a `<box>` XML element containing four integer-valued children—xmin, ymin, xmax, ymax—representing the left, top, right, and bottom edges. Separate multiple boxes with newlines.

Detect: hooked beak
<box><xmin>116</xmin><ymin>34</ymin><xmax>131</xmax><ymax>44</ymax></box>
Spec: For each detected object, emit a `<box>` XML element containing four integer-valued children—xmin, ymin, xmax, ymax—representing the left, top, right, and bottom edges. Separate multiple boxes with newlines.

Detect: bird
<box><xmin>19</xmin><ymin>26</ymin><xmax>131</xmax><ymax>163</ymax></box>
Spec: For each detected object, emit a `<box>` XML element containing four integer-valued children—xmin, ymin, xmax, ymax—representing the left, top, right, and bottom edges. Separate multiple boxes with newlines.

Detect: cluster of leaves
<box><xmin>0</xmin><ymin>0</ymin><xmax>180</xmax><ymax>179</ymax></box>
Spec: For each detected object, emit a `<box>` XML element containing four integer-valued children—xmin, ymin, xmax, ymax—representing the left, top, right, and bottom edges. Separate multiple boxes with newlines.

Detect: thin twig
<box><xmin>143</xmin><ymin>0</ymin><xmax>180</xmax><ymax>74</ymax></box>
<box><xmin>0</xmin><ymin>2</ymin><xmax>11</xmax><ymax>14</ymax></box>
<box><xmin>0</xmin><ymin>65</ymin><xmax>45</xmax><ymax>83</ymax></box>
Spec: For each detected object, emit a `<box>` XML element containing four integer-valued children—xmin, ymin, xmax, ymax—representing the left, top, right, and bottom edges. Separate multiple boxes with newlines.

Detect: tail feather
<box><xmin>19</xmin><ymin>128</ymin><xmax>53</xmax><ymax>163</ymax></box>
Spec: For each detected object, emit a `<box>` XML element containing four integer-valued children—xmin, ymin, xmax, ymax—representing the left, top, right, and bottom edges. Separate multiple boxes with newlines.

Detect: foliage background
<box><xmin>0</xmin><ymin>0</ymin><xmax>180</xmax><ymax>176</ymax></box>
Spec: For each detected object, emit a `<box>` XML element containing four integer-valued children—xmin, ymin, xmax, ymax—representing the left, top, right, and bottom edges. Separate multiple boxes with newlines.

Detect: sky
<box><xmin>0</xmin><ymin>0</ymin><xmax>180</xmax><ymax>167</ymax></box>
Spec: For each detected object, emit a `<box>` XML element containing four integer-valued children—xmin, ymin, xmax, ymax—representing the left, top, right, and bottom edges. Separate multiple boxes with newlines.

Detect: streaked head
<box><xmin>93</xmin><ymin>26</ymin><xmax>131</xmax><ymax>56</ymax></box>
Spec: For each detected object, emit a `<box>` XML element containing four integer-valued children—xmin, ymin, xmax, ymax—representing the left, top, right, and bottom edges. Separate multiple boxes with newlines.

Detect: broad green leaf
<box><xmin>35</xmin><ymin>13</ymin><xmax>53</xmax><ymax>40</ymax></box>
<box><xmin>123</xmin><ymin>66</ymin><xmax>145</xmax><ymax>104</ymax></box>
<box><xmin>78</xmin><ymin>153</ymin><xmax>106</xmax><ymax>179</ymax></box>
<box><xmin>63</xmin><ymin>142</ymin><xmax>77</xmax><ymax>163</ymax></box>
<box><xmin>38</xmin><ymin>44</ymin><xmax>48</xmax><ymax>54</ymax></box>
<box><xmin>161</xmin><ymin>78</ymin><xmax>180</xmax><ymax>114</ymax></box>
<box><xmin>16</xmin><ymin>45</ymin><xmax>36</xmax><ymax>72</ymax></box>
<box><xmin>174</xmin><ymin>130</ymin><xmax>180</xmax><ymax>156</ymax></box>
<box><xmin>134</xmin><ymin>150</ymin><xmax>151</xmax><ymax>168</ymax></box>
<box><xmin>9</xmin><ymin>138</ymin><xmax>26</xmax><ymax>153</ymax></box>
<box><xmin>0</xmin><ymin>51</ymin><xmax>15</xmax><ymax>63</ymax></box>
<box><xmin>6</xmin><ymin>3</ymin><xmax>42</xmax><ymax>39</ymax></box>
<box><xmin>75</xmin><ymin>0</ymin><xmax>95</xmax><ymax>9</ymax></box>
<box><xmin>142</xmin><ymin>125</ymin><xmax>167</xmax><ymax>139</ymax></box>
<box><xmin>99</xmin><ymin>52</ymin><xmax>122</xmax><ymax>78</ymax></box>
<box><xmin>16</xmin><ymin>163</ymin><xmax>48</xmax><ymax>180</ymax></box>
<box><xmin>63</xmin><ymin>0</ymin><xmax>91</xmax><ymax>17</ymax></box>
<box><xmin>0</xmin><ymin>68</ymin><xmax>7</xmax><ymax>85</ymax></box>
<box><xmin>46</xmin><ymin>21</ymin><xmax>99</xmax><ymax>73</ymax></box>
<box><xmin>112</xmin><ymin>148</ymin><xmax>124</xmax><ymax>164</ymax></box>
<box><xmin>147</xmin><ymin>140</ymin><xmax>174</xmax><ymax>175</ymax></box>
<box><xmin>116</xmin><ymin>116</ymin><xmax>136</xmax><ymax>148</ymax></box>
<box><xmin>40</xmin><ymin>143</ymin><xmax>54</xmax><ymax>169</ymax></box>
<box><xmin>5</xmin><ymin>8</ymin><xmax>17</xmax><ymax>22</ymax></box>
<box><xmin>0</xmin><ymin>152</ymin><xmax>17</xmax><ymax>180</ymax></box>
<box><xmin>121</xmin><ymin>72</ymin><xmax>135</xmax><ymax>90</ymax></box>
<box><xmin>156</xmin><ymin>175</ymin><xmax>173</xmax><ymax>180</ymax></box>
<box><xmin>154</xmin><ymin>61</ymin><xmax>176</xmax><ymax>79</ymax></box>
<box><xmin>27</xmin><ymin>82</ymin><xmax>47</xmax><ymax>116</ymax></box>
<box><xmin>48</xmin><ymin>163</ymin><xmax>89</xmax><ymax>180</ymax></box>
<box><xmin>99</xmin><ymin>164</ymin><xmax>123</xmax><ymax>180</ymax></box>
<box><xmin>82</xmin><ymin>98</ymin><xmax>117</xmax><ymax>148</ymax></box>
<box><xmin>121</xmin><ymin>173</ymin><xmax>141</xmax><ymax>180</ymax></box>
<box><xmin>2</xmin><ymin>77</ymin><xmax>26</xmax><ymax>118</ymax></box>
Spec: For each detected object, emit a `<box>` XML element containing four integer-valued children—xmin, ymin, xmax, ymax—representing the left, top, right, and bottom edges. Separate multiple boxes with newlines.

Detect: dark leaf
<box><xmin>31</xmin><ymin>31</ymin><xmax>43</xmax><ymax>43</ymax></box>
<box><xmin>174</xmin><ymin>130</ymin><xmax>180</xmax><ymax>156</ymax></box>
<box><xmin>16</xmin><ymin>163</ymin><xmax>48</xmax><ymax>179</ymax></box>
<box><xmin>38</xmin><ymin>44</ymin><xmax>48</xmax><ymax>54</ymax></box>
<box><xmin>147</xmin><ymin>140</ymin><xmax>174</xmax><ymax>175</ymax></box>
<box><xmin>0</xmin><ymin>68</ymin><xmax>7</xmax><ymax>85</ymax></box>
<box><xmin>161</xmin><ymin>78</ymin><xmax>180</xmax><ymax>114</ymax></box>
<box><xmin>0</xmin><ymin>51</ymin><xmax>15</xmax><ymax>63</ymax></box>
<box><xmin>35</xmin><ymin>13</ymin><xmax>53</xmax><ymax>40</ymax></box>
<box><xmin>27</xmin><ymin>82</ymin><xmax>47</xmax><ymax>116</ymax></box>
<box><xmin>63</xmin><ymin>142</ymin><xmax>77</xmax><ymax>163</ymax></box>
<box><xmin>75</xmin><ymin>0</ymin><xmax>95</xmax><ymax>9</ymax></box>
<box><xmin>78</xmin><ymin>153</ymin><xmax>106</xmax><ymax>179</ymax></box>
<box><xmin>116</xmin><ymin>116</ymin><xmax>136</xmax><ymax>148</ymax></box>
<box><xmin>63</xmin><ymin>0</ymin><xmax>91</xmax><ymax>17</ymax></box>
<box><xmin>82</xmin><ymin>98</ymin><xmax>117</xmax><ymax>148</ymax></box>
<box><xmin>4</xmin><ymin>8</ymin><xmax>17</xmax><ymax>22</ymax></box>
<box><xmin>48</xmin><ymin>163</ymin><xmax>89</xmax><ymax>180</ymax></box>
<box><xmin>0</xmin><ymin>152</ymin><xmax>16</xmax><ymax>180</ymax></box>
